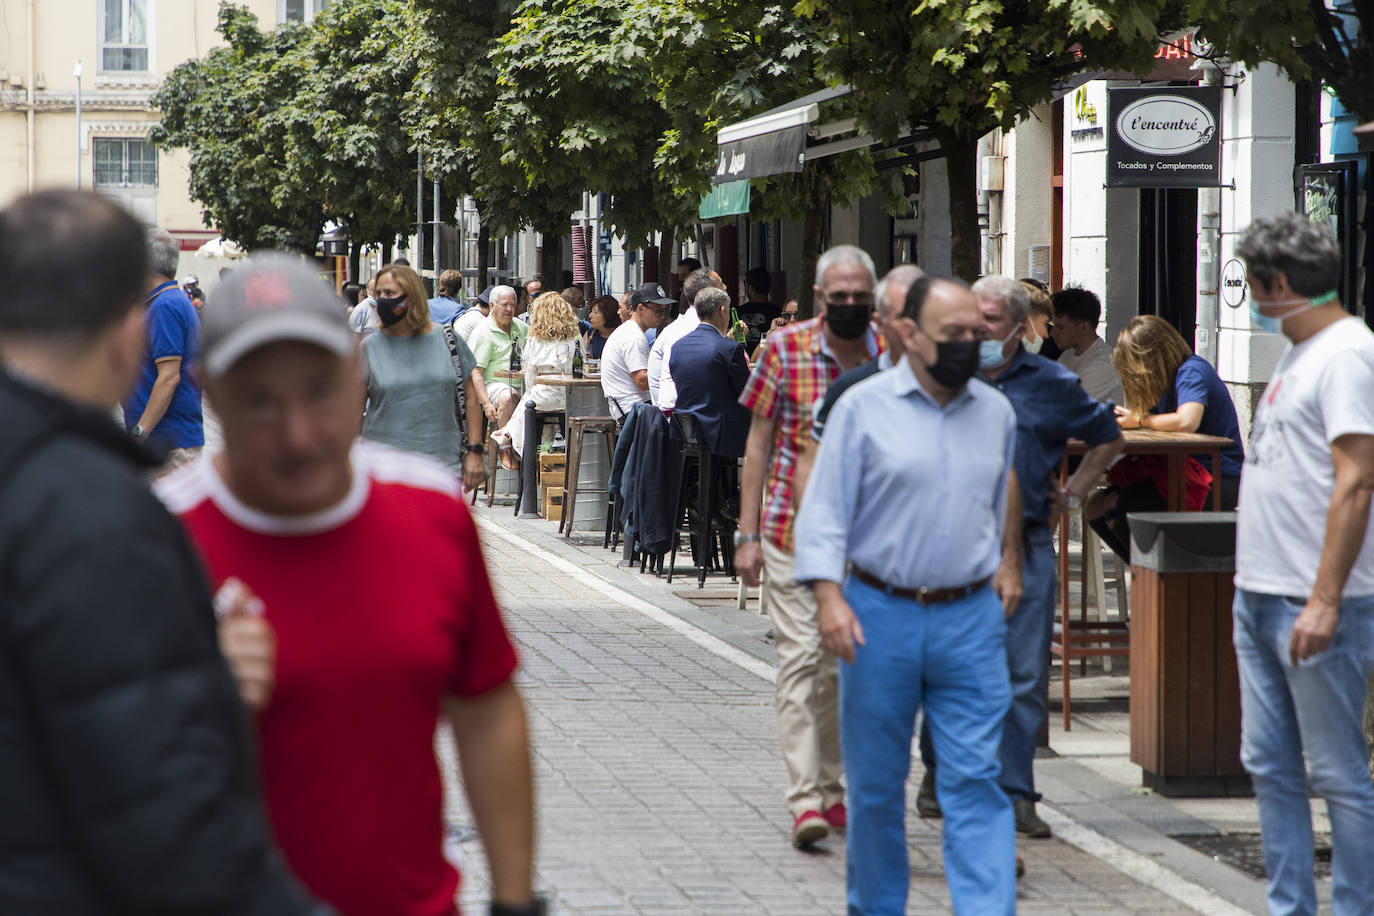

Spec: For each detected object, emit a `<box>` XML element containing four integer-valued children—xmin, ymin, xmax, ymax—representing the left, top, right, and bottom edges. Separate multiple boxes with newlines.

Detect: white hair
<box><xmin>971</xmin><ymin>275</ymin><xmax>1029</xmax><ymax>326</ymax></box>
<box><xmin>147</xmin><ymin>227</ymin><xmax>180</xmax><ymax>279</ymax></box>
<box><xmin>490</xmin><ymin>284</ymin><xmax>516</xmax><ymax>305</ymax></box>
<box><xmin>875</xmin><ymin>264</ymin><xmax>924</xmax><ymax>319</ymax></box>
<box><xmin>814</xmin><ymin>245</ymin><xmax>876</xmax><ymax>290</ymax></box>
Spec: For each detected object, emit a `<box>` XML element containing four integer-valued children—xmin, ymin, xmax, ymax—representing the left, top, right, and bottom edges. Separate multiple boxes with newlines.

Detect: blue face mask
<box><xmin>978</xmin><ymin>326</ymin><xmax>1022</xmax><ymax>370</ymax></box>
<box><xmin>1249</xmin><ymin>289</ymin><xmax>1337</xmax><ymax>332</ymax></box>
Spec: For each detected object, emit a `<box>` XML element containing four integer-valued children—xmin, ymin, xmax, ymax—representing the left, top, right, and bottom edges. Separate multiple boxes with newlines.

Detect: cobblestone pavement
<box><xmin>440</xmin><ymin>520</ymin><xmax>1205</xmax><ymax>915</ymax></box>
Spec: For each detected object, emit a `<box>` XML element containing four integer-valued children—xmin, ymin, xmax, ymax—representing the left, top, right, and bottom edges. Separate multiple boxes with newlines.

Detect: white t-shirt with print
<box><xmin>1236</xmin><ymin>316</ymin><xmax>1374</xmax><ymax>597</ymax></box>
<box><xmin>600</xmin><ymin>320</ymin><xmax>650</xmax><ymax>417</ymax></box>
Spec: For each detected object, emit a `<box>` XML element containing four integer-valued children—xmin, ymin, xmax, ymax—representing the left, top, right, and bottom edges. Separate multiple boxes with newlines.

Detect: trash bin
<box><xmin>1127</xmin><ymin>512</ymin><xmax>1250</xmax><ymax>797</ymax></box>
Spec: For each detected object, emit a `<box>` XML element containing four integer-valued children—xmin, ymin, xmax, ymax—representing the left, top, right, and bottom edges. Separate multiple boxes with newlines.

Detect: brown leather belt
<box><xmin>849</xmin><ymin>565</ymin><xmax>991</xmax><ymax>606</ymax></box>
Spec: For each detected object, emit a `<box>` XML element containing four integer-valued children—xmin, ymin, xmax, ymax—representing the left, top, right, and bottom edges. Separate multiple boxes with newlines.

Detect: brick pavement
<box><xmin>440</xmin><ymin>516</ymin><xmax>1204</xmax><ymax>915</ymax></box>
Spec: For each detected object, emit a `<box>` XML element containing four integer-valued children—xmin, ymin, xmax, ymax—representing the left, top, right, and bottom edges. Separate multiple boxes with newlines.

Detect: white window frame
<box><xmin>98</xmin><ymin>0</ymin><xmax>153</xmax><ymax>74</ymax></box>
<box><xmin>278</xmin><ymin>0</ymin><xmax>330</xmax><ymax>24</ymax></box>
<box><xmin>92</xmin><ymin>137</ymin><xmax>159</xmax><ymax>190</ymax></box>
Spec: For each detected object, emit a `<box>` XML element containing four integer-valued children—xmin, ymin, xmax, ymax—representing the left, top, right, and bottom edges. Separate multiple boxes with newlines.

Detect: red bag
<box><xmin>1105</xmin><ymin>454</ymin><xmax>1213</xmax><ymax>511</ymax></box>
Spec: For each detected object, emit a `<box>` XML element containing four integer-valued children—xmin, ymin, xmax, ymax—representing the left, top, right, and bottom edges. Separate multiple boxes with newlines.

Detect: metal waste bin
<box><xmin>1127</xmin><ymin>512</ymin><xmax>1250</xmax><ymax>797</ymax></box>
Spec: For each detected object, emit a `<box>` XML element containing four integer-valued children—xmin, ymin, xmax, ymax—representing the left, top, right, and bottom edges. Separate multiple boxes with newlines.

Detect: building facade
<box><xmin>0</xmin><ymin>0</ymin><xmax>326</xmax><ymax>252</ymax></box>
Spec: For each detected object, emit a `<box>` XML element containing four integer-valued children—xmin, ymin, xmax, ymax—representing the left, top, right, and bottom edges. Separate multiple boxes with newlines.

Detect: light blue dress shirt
<box><xmin>794</xmin><ymin>355</ymin><xmax>1017</xmax><ymax>589</ymax></box>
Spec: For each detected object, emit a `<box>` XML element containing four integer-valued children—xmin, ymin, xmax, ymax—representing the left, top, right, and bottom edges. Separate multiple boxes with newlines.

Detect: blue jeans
<box><xmin>840</xmin><ymin>577</ymin><xmax>1014</xmax><ymax>916</ymax></box>
<box><xmin>918</xmin><ymin>526</ymin><xmax>1054</xmax><ymax>803</ymax></box>
<box><xmin>1233</xmin><ymin>588</ymin><xmax>1374</xmax><ymax>916</ymax></box>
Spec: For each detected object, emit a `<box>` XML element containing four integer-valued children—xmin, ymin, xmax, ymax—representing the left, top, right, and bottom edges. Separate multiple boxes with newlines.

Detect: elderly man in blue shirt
<box><xmin>794</xmin><ymin>275</ymin><xmax>1022</xmax><ymax>916</ymax></box>
<box><xmin>915</xmin><ymin>277</ymin><xmax>1124</xmax><ymax>842</ymax></box>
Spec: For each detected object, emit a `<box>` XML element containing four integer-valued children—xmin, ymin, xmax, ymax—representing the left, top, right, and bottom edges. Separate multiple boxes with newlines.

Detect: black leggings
<box><xmin>1089</xmin><ymin>474</ymin><xmax>1240</xmax><ymax>561</ymax></box>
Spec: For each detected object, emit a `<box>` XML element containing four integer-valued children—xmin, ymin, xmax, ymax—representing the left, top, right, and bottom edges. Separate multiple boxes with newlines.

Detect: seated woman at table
<box><xmin>492</xmin><ymin>292</ymin><xmax>580</xmax><ymax>470</ymax></box>
<box><xmin>1085</xmin><ymin>314</ymin><xmax>1244</xmax><ymax>560</ymax></box>
<box><xmin>584</xmin><ymin>294</ymin><xmax>621</xmax><ymax>360</ymax></box>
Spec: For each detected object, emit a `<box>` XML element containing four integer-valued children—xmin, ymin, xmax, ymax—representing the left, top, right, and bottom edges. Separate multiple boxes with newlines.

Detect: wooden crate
<box><xmin>540</xmin><ymin>468</ymin><xmax>566</xmax><ymax>489</ymax></box>
<box><xmin>538</xmin><ymin>452</ymin><xmax>566</xmax><ymax>471</ymax></box>
<box><xmin>542</xmin><ymin>486</ymin><xmax>565</xmax><ymax>522</ymax></box>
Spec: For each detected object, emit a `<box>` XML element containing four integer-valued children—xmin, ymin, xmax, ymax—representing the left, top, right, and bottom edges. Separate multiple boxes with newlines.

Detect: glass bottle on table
<box><xmin>509</xmin><ymin>333</ymin><xmax>522</xmax><ymax>374</ymax></box>
<box><xmin>572</xmin><ymin>339</ymin><xmax>584</xmax><ymax>379</ymax></box>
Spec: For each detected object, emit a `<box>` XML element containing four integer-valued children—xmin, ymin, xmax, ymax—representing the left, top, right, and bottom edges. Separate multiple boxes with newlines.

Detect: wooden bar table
<box><xmin>531</xmin><ymin>375</ymin><xmax>610</xmax><ymax>529</ymax></box>
<box><xmin>1052</xmin><ymin>429</ymin><xmax>1235</xmax><ymax>729</ymax></box>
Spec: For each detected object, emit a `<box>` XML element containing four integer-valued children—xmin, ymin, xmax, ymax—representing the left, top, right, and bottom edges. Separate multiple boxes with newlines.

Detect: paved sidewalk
<box><xmin>441</xmin><ymin>506</ymin><xmax>1225</xmax><ymax>915</ymax></box>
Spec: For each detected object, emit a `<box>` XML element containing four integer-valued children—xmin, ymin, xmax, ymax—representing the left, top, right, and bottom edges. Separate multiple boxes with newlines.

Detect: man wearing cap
<box><xmin>156</xmin><ymin>255</ymin><xmax>541</xmax><ymax>916</ymax></box>
<box><xmin>0</xmin><ymin>191</ymin><xmax>328</xmax><ymax>914</ymax></box>
<box><xmin>455</xmin><ymin>283</ymin><xmax>494</xmax><ymax>343</ymax></box>
<box><xmin>601</xmin><ymin>281</ymin><xmax>673</xmax><ymax>422</ymax></box>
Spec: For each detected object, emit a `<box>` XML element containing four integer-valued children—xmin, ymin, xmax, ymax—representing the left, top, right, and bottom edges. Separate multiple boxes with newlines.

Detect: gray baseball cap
<box><xmin>201</xmin><ymin>253</ymin><xmax>355</xmax><ymax>378</ymax></box>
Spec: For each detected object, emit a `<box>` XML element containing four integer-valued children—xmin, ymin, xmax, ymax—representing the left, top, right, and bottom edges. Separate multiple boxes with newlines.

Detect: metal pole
<box><xmin>73</xmin><ymin>60</ymin><xmax>83</xmax><ymax>188</ymax></box>
<box><xmin>432</xmin><ymin>178</ymin><xmax>441</xmax><ymax>282</ymax></box>
<box><xmin>415</xmin><ymin>150</ymin><xmax>424</xmax><ymax>265</ymax></box>
<box><xmin>1194</xmin><ymin>61</ymin><xmax>1225</xmax><ymax>365</ymax></box>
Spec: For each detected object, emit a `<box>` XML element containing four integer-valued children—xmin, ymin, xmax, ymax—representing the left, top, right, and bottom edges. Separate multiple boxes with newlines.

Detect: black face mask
<box><xmin>925</xmin><ymin>339</ymin><xmax>980</xmax><ymax>389</ymax></box>
<box><xmin>375</xmin><ymin>295</ymin><xmax>408</xmax><ymax>327</ymax></box>
<box><xmin>825</xmin><ymin>304</ymin><xmax>872</xmax><ymax>340</ymax></box>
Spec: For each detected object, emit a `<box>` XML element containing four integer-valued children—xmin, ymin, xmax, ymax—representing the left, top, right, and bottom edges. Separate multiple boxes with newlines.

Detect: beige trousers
<box><xmin>761</xmin><ymin>539</ymin><xmax>844</xmax><ymax>817</ymax></box>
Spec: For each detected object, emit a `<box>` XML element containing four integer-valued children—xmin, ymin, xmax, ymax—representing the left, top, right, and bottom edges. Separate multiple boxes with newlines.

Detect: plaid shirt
<box><xmin>738</xmin><ymin>317</ymin><xmax>880</xmax><ymax>552</ymax></box>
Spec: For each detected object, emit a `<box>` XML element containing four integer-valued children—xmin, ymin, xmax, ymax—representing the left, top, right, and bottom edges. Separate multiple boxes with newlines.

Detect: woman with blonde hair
<box><xmin>1084</xmin><ymin>314</ymin><xmax>1244</xmax><ymax>558</ymax></box>
<box><xmin>493</xmin><ymin>291</ymin><xmax>581</xmax><ymax>469</ymax></box>
<box><xmin>360</xmin><ymin>263</ymin><xmax>490</xmax><ymax>489</ymax></box>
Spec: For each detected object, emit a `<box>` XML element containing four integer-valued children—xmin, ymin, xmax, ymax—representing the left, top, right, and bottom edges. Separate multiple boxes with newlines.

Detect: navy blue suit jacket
<box><xmin>668</xmin><ymin>323</ymin><xmax>752</xmax><ymax>458</ymax></box>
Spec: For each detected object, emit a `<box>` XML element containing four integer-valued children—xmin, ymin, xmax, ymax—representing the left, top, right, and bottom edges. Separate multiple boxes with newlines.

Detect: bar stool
<box><xmin>512</xmin><ymin>409</ymin><xmax>566</xmax><ymax>517</ymax></box>
<box><xmin>666</xmin><ymin>415</ymin><xmax>737</xmax><ymax>588</ymax></box>
<box><xmin>560</xmin><ymin>416</ymin><xmax>617</xmax><ymax>537</ymax></box>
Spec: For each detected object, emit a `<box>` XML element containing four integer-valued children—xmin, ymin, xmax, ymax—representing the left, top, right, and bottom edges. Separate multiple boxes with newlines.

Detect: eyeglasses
<box><xmin>780</xmin><ymin>312</ymin><xmax>798</xmax><ymax>322</ymax></box>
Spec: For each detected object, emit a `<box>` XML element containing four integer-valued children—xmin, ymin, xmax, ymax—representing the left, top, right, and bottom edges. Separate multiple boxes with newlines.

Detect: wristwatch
<box><xmin>130</xmin><ymin>423</ymin><xmax>146</xmax><ymax>440</ymax></box>
<box><xmin>465</xmin><ymin>443</ymin><xmax>486</xmax><ymax>455</ymax></box>
<box><xmin>733</xmin><ymin>530</ymin><xmax>761</xmax><ymax>548</ymax></box>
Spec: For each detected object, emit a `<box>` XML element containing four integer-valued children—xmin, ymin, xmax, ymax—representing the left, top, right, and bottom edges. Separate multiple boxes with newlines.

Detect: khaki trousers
<box><xmin>761</xmin><ymin>538</ymin><xmax>844</xmax><ymax>817</ymax></box>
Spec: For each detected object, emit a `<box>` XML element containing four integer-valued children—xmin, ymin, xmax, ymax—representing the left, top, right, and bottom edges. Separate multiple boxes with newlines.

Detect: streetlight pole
<box><xmin>73</xmin><ymin>60</ymin><xmax>83</xmax><ymax>189</ymax></box>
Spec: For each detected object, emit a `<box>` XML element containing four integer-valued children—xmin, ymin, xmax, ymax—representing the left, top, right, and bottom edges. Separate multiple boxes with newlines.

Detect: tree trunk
<box><xmin>348</xmin><ymin>240</ymin><xmax>361</xmax><ymax>284</ymax></box>
<box><xmin>798</xmin><ymin>191</ymin><xmax>824</xmax><ymax>319</ymax></box>
<box><xmin>939</xmin><ymin>130</ymin><xmax>981</xmax><ymax>282</ymax></box>
<box><xmin>658</xmin><ymin>226</ymin><xmax>677</xmax><ymax>297</ymax></box>
<box><xmin>381</xmin><ymin>241</ymin><xmax>393</xmax><ymax>266</ymax></box>
<box><xmin>477</xmin><ymin>220</ymin><xmax>490</xmax><ymax>291</ymax></box>
<box><xmin>539</xmin><ymin>228</ymin><xmax>563</xmax><ymax>290</ymax></box>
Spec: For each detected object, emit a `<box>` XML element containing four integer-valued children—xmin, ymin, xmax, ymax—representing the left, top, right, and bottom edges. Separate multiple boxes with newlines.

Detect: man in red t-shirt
<box><xmin>156</xmin><ymin>255</ymin><xmax>542</xmax><ymax>916</ymax></box>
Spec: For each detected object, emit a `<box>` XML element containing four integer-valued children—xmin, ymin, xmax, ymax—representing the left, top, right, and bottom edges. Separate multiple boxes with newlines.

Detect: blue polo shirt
<box><xmin>427</xmin><ymin>295</ymin><xmax>462</xmax><ymax>324</ymax></box>
<box><xmin>123</xmin><ymin>281</ymin><xmax>204</xmax><ymax>448</ymax></box>
<box><xmin>1152</xmin><ymin>355</ymin><xmax>1245</xmax><ymax>477</ymax></box>
<box><xmin>982</xmin><ymin>347</ymin><xmax>1121</xmax><ymax>525</ymax></box>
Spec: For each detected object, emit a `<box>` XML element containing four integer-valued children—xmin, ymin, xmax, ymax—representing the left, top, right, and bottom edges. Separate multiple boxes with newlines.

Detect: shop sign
<box><xmin>1221</xmin><ymin>259</ymin><xmax>1247</xmax><ymax>308</ymax></box>
<box><xmin>714</xmin><ymin>124</ymin><xmax>806</xmax><ymax>184</ymax></box>
<box><xmin>1107</xmin><ymin>86</ymin><xmax>1223</xmax><ymax>187</ymax></box>
<box><xmin>1294</xmin><ymin>161</ymin><xmax>1359</xmax><ymax>309</ymax></box>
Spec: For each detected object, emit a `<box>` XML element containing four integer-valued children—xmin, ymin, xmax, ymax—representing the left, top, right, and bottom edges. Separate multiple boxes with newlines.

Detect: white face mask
<box><xmin>1024</xmin><ymin>331</ymin><xmax>1044</xmax><ymax>354</ymax></box>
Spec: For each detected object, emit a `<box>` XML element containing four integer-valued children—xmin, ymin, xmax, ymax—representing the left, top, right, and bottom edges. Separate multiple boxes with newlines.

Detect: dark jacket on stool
<box><xmin>669</xmin><ymin>323</ymin><xmax>752</xmax><ymax>459</ymax></box>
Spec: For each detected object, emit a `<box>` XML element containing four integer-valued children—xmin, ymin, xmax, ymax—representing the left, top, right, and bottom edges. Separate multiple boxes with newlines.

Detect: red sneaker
<box><xmin>791</xmin><ymin>810</ymin><xmax>828</xmax><ymax>848</ymax></box>
<box><xmin>823</xmin><ymin>802</ymin><xmax>847</xmax><ymax>831</ymax></box>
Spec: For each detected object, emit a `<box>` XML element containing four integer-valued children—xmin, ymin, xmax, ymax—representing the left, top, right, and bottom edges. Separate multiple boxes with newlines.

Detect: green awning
<box><xmin>699</xmin><ymin>180</ymin><xmax>751</xmax><ymax>219</ymax></box>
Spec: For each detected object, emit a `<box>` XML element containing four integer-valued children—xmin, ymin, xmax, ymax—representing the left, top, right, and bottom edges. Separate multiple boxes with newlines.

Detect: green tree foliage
<box><xmin>289</xmin><ymin>0</ymin><xmax>418</xmax><ymax>249</ymax></box>
<box><xmin>151</xmin><ymin>4</ymin><xmax>324</xmax><ymax>251</ymax></box>
<box><xmin>1190</xmin><ymin>0</ymin><xmax>1374</xmax><ymax>121</ymax></box>
<box><xmin>798</xmin><ymin>0</ymin><xmax>1190</xmax><ymax>280</ymax></box>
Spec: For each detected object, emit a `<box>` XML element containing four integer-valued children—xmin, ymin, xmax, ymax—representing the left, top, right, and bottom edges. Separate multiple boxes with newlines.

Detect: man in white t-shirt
<box><xmin>454</xmin><ymin>285</ymin><xmax>494</xmax><ymax>343</ymax></box>
<box><xmin>649</xmin><ymin>267</ymin><xmax>725</xmax><ymax>409</ymax></box>
<box><xmin>601</xmin><ymin>281</ymin><xmax>672</xmax><ymax>420</ymax></box>
<box><xmin>1049</xmin><ymin>286</ymin><xmax>1123</xmax><ymax>404</ymax></box>
<box><xmin>1233</xmin><ymin>213</ymin><xmax>1374</xmax><ymax>916</ymax></box>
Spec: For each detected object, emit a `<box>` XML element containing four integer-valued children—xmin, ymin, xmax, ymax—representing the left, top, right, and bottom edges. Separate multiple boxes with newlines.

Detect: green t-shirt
<box><xmin>470</xmin><ymin>317</ymin><xmax>529</xmax><ymax>383</ymax></box>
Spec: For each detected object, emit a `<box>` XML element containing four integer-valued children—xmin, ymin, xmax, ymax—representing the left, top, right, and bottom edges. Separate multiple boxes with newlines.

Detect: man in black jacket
<box><xmin>0</xmin><ymin>190</ymin><xmax>326</xmax><ymax>916</ymax></box>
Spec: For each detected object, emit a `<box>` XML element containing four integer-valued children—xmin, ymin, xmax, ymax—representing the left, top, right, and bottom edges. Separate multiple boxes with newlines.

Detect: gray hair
<box><xmin>147</xmin><ymin>227</ymin><xmax>180</xmax><ymax>279</ymax></box>
<box><xmin>971</xmin><ymin>275</ymin><xmax>1029</xmax><ymax>327</ymax></box>
<box><xmin>876</xmin><ymin>264</ymin><xmax>924</xmax><ymax>319</ymax></box>
<box><xmin>1236</xmin><ymin>212</ymin><xmax>1341</xmax><ymax>297</ymax></box>
<box><xmin>490</xmin><ymin>284</ymin><xmax>516</xmax><ymax>305</ymax></box>
<box><xmin>693</xmin><ymin>287</ymin><xmax>730</xmax><ymax>321</ymax></box>
<box><xmin>814</xmin><ymin>244</ymin><xmax>876</xmax><ymax>290</ymax></box>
